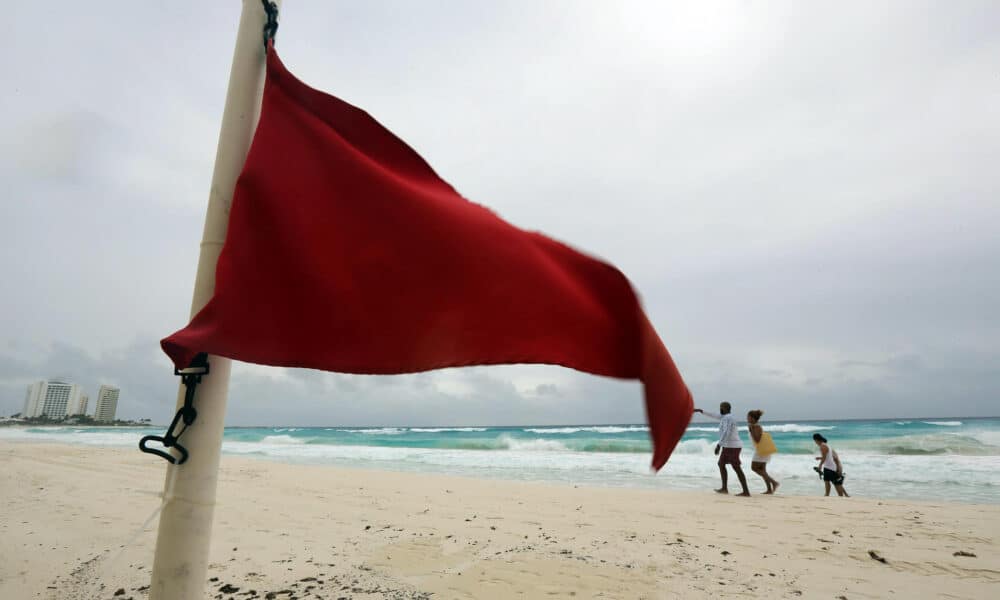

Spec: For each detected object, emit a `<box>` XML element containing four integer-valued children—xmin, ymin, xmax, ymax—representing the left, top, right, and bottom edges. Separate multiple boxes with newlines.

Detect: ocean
<box><xmin>3</xmin><ymin>417</ymin><xmax>998</xmax><ymax>504</ymax></box>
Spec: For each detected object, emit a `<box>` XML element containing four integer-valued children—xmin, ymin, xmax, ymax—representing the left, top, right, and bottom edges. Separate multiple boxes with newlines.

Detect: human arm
<box><xmin>749</xmin><ymin>423</ymin><xmax>762</xmax><ymax>444</ymax></box>
<box><xmin>833</xmin><ymin>451</ymin><xmax>843</xmax><ymax>474</ymax></box>
<box><xmin>694</xmin><ymin>409</ymin><xmax>723</xmax><ymax>454</ymax></box>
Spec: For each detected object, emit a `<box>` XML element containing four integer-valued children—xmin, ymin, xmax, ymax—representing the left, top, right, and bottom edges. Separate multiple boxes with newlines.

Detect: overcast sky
<box><xmin>1</xmin><ymin>1</ymin><xmax>997</xmax><ymax>425</ymax></box>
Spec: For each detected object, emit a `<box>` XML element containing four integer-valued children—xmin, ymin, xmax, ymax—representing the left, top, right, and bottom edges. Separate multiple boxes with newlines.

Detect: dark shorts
<box><xmin>823</xmin><ymin>468</ymin><xmax>845</xmax><ymax>485</ymax></box>
<box><xmin>718</xmin><ymin>447</ymin><xmax>742</xmax><ymax>467</ymax></box>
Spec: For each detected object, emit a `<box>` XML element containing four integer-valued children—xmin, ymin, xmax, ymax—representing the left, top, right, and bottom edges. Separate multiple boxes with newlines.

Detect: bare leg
<box><xmin>733</xmin><ymin>466</ymin><xmax>751</xmax><ymax>496</ymax></box>
<box><xmin>752</xmin><ymin>463</ymin><xmax>772</xmax><ymax>493</ymax></box>
<box><xmin>835</xmin><ymin>484</ymin><xmax>849</xmax><ymax>497</ymax></box>
<box><xmin>716</xmin><ymin>465</ymin><xmax>728</xmax><ymax>493</ymax></box>
<box><xmin>760</xmin><ymin>463</ymin><xmax>778</xmax><ymax>494</ymax></box>
<box><xmin>824</xmin><ymin>480</ymin><xmax>831</xmax><ymax>496</ymax></box>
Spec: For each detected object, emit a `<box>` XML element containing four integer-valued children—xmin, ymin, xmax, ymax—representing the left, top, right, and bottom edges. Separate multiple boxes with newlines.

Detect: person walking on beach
<box><xmin>747</xmin><ymin>410</ymin><xmax>779</xmax><ymax>494</ymax></box>
<box><xmin>813</xmin><ymin>433</ymin><xmax>849</xmax><ymax>497</ymax></box>
<box><xmin>694</xmin><ymin>402</ymin><xmax>751</xmax><ymax>496</ymax></box>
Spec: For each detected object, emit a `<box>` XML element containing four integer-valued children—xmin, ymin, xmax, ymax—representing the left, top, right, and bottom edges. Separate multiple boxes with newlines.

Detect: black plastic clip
<box><xmin>139</xmin><ymin>353</ymin><xmax>209</xmax><ymax>465</ymax></box>
<box><xmin>262</xmin><ymin>0</ymin><xmax>279</xmax><ymax>51</ymax></box>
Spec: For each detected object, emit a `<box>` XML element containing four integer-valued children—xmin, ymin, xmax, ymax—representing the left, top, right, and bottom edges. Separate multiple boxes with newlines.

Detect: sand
<box><xmin>1</xmin><ymin>441</ymin><xmax>998</xmax><ymax>599</ymax></box>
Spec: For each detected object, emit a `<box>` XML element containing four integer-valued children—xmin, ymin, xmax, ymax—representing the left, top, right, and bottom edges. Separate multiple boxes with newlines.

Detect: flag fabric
<box><xmin>162</xmin><ymin>48</ymin><xmax>692</xmax><ymax>470</ymax></box>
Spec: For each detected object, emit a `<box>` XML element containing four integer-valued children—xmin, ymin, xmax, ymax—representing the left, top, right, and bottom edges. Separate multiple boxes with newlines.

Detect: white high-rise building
<box><xmin>23</xmin><ymin>380</ymin><xmax>84</xmax><ymax>419</ymax></box>
<box><xmin>94</xmin><ymin>385</ymin><xmax>120</xmax><ymax>423</ymax></box>
<box><xmin>72</xmin><ymin>394</ymin><xmax>89</xmax><ymax>416</ymax></box>
<box><xmin>42</xmin><ymin>381</ymin><xmax>82</xmax><ymax>418</ymax></box>
<box><xmin>23</xmin><ymin>382</ymin><xmax>44</xmax><ymax>417</ymax></box>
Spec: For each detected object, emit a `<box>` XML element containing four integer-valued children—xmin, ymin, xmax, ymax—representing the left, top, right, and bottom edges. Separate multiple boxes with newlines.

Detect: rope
<box><xmin>85</xmin><ymin>466</ymin><xmax>180</xmax><ymax>598</ymax></box>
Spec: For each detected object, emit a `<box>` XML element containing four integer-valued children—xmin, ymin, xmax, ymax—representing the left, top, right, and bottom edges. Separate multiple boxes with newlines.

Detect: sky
<box><xmin>1</xmin><ymin>1</ymin><xmax>997</xmax><ymax>425</ymax></box>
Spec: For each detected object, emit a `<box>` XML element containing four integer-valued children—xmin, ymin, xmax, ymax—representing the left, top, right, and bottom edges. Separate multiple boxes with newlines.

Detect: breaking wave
<box><xmin>447</xmin><ymin>435</ymin><xmax>649</xmax><ymax>454</ymax></box>
<box><xmin>410</xmin><ymin>427</ymin><xmax>488</xmax><ymax>433</ymax></box>
<box><xmin>260</xmin><ymin>435</ymin><xmax>305</xmax><ymax>444</ymax></box>
<box><xmin>338</xmin><ymin>427</ymin><xmax>406</xmax><ymax>435</ymax></box>
<box><xmin>687</xmin><ymin>423</ymin><xmax>835</xmax><ymax>433</ymax></box>
<box><xmin>497</xmin><ymin>435</ymin><xmax>569</xmax><ymax>452</ymax></box>
<box><xmin>847</xmin><ymin>434</ymin><xmax>998</xmax><ymax>456</ymax></box>
<box><xmin>522</xmin><ymin>426</ymin><xmax>648</xmax><ymax>434</ymax></box>
<box><xmin>765</xmin><ymin>424</ymin><xmax>835</xmax><ymax>433</ymax></box>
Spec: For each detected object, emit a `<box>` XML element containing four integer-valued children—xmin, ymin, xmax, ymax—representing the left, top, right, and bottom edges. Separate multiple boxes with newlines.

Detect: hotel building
<box><xmin>94</xmin><ymin>385</ymin><xmax>120</xmax><ymax>423</ymax></box>
<box><xmin>23</xmin><ymin>380</ymin><xmax>85</xmax><ymax>419</ymax></box>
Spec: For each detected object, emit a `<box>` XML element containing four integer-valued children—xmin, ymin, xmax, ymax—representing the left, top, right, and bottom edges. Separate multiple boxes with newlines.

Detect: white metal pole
<box><xmin>149</xmin><ymin>2</ymin><xmax>281</xmax><ymax>598</ymax></box>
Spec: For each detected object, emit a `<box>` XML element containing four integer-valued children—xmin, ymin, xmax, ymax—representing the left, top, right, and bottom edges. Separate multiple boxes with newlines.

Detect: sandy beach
<box><xmin>1</xmin><ymin>441</ymin><xmax>998</xmax><ymax>599</ymax></box>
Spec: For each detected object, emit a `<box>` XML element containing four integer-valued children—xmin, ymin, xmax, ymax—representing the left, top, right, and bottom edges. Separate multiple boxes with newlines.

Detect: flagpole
<box><xmin>149</xmin><ymin>1</ymin><xmax>281</xmax><ymax>598</ymax></box>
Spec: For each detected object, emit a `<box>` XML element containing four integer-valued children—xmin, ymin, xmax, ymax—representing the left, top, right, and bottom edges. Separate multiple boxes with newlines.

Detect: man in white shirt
<box><xmin>694</xmin><ymin>402</ymin><xmax>751</xmax><ymax>496</ymax></box>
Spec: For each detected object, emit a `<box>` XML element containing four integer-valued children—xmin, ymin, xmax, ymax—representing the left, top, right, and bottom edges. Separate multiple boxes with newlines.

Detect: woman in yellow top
<box><xmin>747</xmin><ymin>410</ymin><xmax>780</xmax><ymax>494</ymax></box>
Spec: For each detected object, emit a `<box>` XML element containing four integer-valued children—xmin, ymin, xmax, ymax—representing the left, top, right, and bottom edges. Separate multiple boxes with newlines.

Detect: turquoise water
<box><xmin>4</xmin><ymin>417</ymin><xmax>998</xmax><ymax>504</ymax></box>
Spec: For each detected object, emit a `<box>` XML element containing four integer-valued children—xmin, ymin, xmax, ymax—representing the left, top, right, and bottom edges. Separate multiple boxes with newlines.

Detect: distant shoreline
<box><xmin>0</xmin><ymin>420</ymin><xmax>153</xmax><ymax>428</ymax></box>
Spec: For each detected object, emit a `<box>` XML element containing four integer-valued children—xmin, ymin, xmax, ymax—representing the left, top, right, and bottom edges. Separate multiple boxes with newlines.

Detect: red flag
<box><xmin>162</xmin><ymin>49</ymin><xmax>692</xmax><ymax>470</ymax></box>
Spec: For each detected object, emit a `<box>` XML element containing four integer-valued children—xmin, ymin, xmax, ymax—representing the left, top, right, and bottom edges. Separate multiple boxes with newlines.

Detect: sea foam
<box><xmin>522</xmin><ymin>426</ymin><xmax>648</xmax><ymax>434</ymax></box>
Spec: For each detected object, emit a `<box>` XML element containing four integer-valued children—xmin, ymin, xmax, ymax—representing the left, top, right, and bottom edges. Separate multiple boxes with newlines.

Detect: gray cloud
<box><xmin>1</xmin><ymin>2</ymin><xmax>997</xmax><ymax>423</ymax></box>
